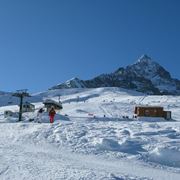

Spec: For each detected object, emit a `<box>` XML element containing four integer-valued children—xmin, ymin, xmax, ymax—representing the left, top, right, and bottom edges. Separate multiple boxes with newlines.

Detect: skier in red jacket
<box><xmin>49</xmin><ymin>107</ymin><xmax>56</xmax><ymax>123</ymax></box>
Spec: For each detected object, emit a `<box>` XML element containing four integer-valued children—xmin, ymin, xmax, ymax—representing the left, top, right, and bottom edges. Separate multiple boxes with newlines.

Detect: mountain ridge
<box><xmin>50</xmin><ymin>55</ymin><xmax>180</xmax><ymax>95</ymax></box>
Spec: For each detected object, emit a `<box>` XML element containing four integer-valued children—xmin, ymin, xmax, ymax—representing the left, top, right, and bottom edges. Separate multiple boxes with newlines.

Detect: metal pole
<box><xmin>19</xmin><ymin>95</ymin><xmax>23</xmax><ymax>121</ymax></box>
<box><xmin>12</xmin><ymin>90</ymin><xmax>30</xmax><ymax>122</ymax></box>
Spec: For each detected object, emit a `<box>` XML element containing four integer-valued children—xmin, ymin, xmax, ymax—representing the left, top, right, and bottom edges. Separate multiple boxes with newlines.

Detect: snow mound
<box><xmin>2</xmin><ymin>113</ymin><xmax>70</xmax><ymax>123</ymax></box>
<box><xmin>148</xmin><ymin>145</ymin><xmax>180</xmax><ymax>168</ymax></box>
<box><xmin>34</xmin><ymin>112</ymin><xmax>70</xmax><ymax>123</ymax></box>
<box><xmin>98</xmin><ymin>138</ymin><xmax>121</xmax><ymax>152</ymax></box>
<box><xmin>98</xmin><ymin>138</ymin><xmax>146</xmax><ymax>155</ymax></box>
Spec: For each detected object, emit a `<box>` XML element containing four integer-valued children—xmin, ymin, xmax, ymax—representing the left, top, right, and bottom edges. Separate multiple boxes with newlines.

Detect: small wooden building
<box><xmin>43</xmin><ymin>99</ymin><xmax>63</xmax><ymax>112</ymax></box>
<box><xmin>21</xmin><ymin>102</ymin><xmax>35</xmax><ymax>112</ymax></box>
<box><xmin>134</xmin><ymin>106</ymin><xmax>171</xmax><ymax>120</ymax></box>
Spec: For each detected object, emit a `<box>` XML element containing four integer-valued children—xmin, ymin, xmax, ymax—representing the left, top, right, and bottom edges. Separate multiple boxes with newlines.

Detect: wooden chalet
<box><xmin>134</xmin><ymin>106</ymin><xmax>171</xmax><ymax>120</ymax></box>
<box><xmin>21</xmin><ymin>102</ymin><xmax>35</xmax><ymax>112</ymax></box>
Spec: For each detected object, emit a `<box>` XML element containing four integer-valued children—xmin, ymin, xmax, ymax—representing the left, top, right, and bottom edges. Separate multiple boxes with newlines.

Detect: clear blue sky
<box><xmin>0</xmin><ymin>0</ymin><xmax>180</xmax><ymax>92</ymax></box>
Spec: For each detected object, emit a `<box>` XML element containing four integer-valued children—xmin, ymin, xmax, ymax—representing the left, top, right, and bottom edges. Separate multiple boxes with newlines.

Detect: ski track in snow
<box><xmin>0</xmin><ymin>87</ymin><xmax>180</xmax><ymax>179</ymax></box>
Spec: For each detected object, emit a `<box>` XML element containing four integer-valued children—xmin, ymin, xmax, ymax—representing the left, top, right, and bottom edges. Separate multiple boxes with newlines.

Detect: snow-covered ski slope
<box><xmin>0</xmin><ymin>87</ymin><xmax>180</xmax><ymax>180</ymax></box>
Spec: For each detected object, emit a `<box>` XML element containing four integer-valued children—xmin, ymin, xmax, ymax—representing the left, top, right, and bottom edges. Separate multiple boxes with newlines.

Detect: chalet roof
<box><xmin>43</xmin><ymin>99</ymin><xmax>62</xmax><ymax>108</ymax></box>
<box><xmin>135</xmin><ymin>105</ymin><xmax>163</xmax><ymax>108</ymax></box>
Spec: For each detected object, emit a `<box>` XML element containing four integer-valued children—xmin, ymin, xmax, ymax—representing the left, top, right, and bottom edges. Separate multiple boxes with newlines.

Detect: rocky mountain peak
<box><xmin>50</xmin><ymin>77</ymin><xmax>86</xmax><ymax>89</ymax></box>
<box><xmin>50</xmin><ymin>55</ymin><xmax>180</xmax><ymax>95</ymax></box>
<box><xmin>127</xmin><ymin>55</ymin><xmax>166</xmax><ymax>80</ymax></box>
<box><xmin>137</xmin><ymin>54</ymin><xmax>152</xmax><ymax>63</ymax></box>
<box><xmin>133</xmin><ymin>54</ymin><xmax>159</xmax><ymax>68</ymax></box>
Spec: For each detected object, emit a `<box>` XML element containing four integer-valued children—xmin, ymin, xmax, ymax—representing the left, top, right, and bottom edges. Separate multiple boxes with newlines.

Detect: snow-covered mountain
<box><xmin>50</xmin><ymin>55</ymin><xmax>180</xmax><ymax>95</ymax></box>
<box><xmin>0</xmin><ymin>91</ymin><xmax>10</xmax><ymax>96</ymax></box>
<box><xmin>52</xmin><ymin>77</ymin><xmax>86</xmax><ymax>89</ymax></box>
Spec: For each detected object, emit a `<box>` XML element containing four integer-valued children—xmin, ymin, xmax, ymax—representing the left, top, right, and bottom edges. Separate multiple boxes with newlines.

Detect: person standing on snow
<box><xmin>49</xmin><ymin>107</ymin><xmax>56</xmax><ymax>123</ymax></box>
<box><xmin>37</xmin><ymin>108</ymin><xmax>44</xmax><ymax>123</ymax></box>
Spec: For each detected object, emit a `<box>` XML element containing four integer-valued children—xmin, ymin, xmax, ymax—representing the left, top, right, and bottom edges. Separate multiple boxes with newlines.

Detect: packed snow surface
<box><xmin>0</xmin><ymin>87</ymin><xmax>180</xmax><ymax>180</ymax></box>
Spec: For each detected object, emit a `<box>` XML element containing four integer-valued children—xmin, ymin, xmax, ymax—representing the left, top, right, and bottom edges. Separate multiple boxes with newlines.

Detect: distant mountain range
<box><xmin>50</xmin><ymin>55</ymin><xmax>180</xmax><ymax>95</ymax></box>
